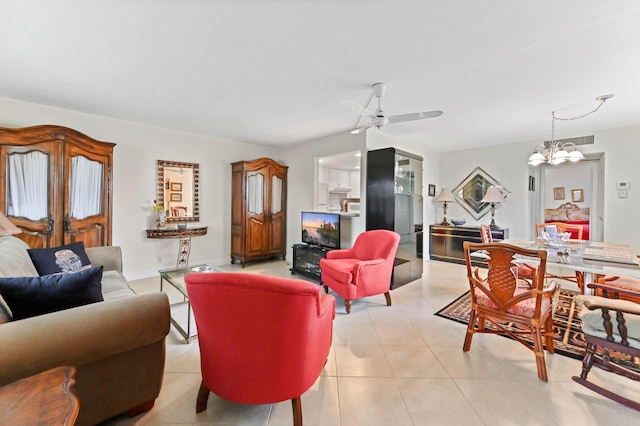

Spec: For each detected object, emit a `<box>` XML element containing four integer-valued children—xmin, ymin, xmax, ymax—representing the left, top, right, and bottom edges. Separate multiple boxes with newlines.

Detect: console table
<box><xmin>429</xmin><ymin>225</ymin><xmax>509</xmax><ymax>265</ymax></box>
<box><xmin>146</xmin><ymin>226</ymin><xmax>208</xmax><ymax>268</ymax></box>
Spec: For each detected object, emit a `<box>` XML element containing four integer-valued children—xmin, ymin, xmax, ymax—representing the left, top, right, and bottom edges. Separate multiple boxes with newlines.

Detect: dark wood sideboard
<box><xmin>429</xmin><ymin>225</ymin><xmax>509</xmax><ymax>265</ymax></box>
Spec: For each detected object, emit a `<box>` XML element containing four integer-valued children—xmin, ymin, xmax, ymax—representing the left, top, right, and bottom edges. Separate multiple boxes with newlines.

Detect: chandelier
<box><xmin>528</xmin><ymin>94</ymin><xmax>613</xmax><ymax>166</ymax></box>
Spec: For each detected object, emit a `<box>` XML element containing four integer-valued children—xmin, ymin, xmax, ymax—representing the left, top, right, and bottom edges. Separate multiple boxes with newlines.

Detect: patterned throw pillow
<box><xmin>27</xmin><ymin>242</ymin><xmax>92</xmax><ymax>275</ymax></box>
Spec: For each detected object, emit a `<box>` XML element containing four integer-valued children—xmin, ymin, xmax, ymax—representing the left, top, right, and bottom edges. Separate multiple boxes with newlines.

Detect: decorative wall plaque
<box><xmin>452</xmin><ymin>167</ymin><xmax>511</xmax><ymax>220</ymax></box>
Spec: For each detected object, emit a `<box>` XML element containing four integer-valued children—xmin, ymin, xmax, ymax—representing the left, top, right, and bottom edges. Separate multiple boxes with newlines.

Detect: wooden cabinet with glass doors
<box><xmin>0</xmin><ymin>125</ymin><xmax>114</xmax><ymax>248</ymax></box>
<box><xmin>231</xmin><ymin>158</ymin><xmax>287</xmax><ymax>266</ymax></box>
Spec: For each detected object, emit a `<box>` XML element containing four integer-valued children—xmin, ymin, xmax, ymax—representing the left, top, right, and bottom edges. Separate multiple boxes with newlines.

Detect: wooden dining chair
<box><xmin>480</xmin><ymin>224</ymin><xmax>536</xmax><ymax>286</ymax></box>
<box><xmin>463</xmin><ymin>241</ymin><xmax>557</xmax><ymax>381</ymax></box>
<box><xmin>573</xmin><ymin>282</ymin><xmax>640</xmax><ymax>411</ymax></box>
<box><xmin>536</xmin><ymin>222</ymin><xmax>584</xmax><ymax>240</ymax></box>
<box><xmin>536</xmin><ymin>222</ymin><xmax>585</xmax><ymax>291</ymax></box>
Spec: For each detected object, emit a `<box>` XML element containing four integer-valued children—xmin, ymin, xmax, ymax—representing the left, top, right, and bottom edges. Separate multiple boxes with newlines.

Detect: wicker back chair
<box><xmin>463</xmin><ymin>241</ymin><xmax>557</xmax><ymax>381</ymax></box>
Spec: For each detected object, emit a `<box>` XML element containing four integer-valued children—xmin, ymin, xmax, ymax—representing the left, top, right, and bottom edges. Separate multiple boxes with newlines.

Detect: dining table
<box><xmin>472</xmin><ymin>238</ymin><xmax>640</xmax><ymax>294</ymax></box>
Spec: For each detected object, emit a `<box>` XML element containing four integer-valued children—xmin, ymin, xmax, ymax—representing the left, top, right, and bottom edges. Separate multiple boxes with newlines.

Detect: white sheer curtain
<box><xmin>271</xmin><ymin>175</ymin><xmax>282</xmax><ymax>214</ymax></box>
<box><xmin>70</xmin><ymin>156</ymin><xmax>103</xmax><ymax>219</ymax></box>
<box><xmin>7</xmin><ymin>151</ymin><xmax>48</xmax><ymax>220</ymax></box>
<box><xmin>248</xmin><ymin>174</ymin><xmax>264</xmax><ymax>214</ymax></box>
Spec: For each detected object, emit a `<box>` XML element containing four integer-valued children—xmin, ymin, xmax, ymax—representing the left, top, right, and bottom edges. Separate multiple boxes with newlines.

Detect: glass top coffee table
<box><xmin>159</xmin><ymin>264</ymin><xmax>219</xmax><ymax>343</ymax></box>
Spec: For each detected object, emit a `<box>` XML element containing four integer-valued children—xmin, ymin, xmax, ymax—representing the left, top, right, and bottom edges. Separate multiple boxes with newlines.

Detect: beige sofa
<box><xmin>0</xmin><ymin>236</ymin><xmax>170</xmax><ymax>426</ymax></box>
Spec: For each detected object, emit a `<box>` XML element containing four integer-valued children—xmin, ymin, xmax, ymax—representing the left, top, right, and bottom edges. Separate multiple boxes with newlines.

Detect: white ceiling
<box><xmin>2</xmin><ymin>1</ymin><xmax>639</xmax><ymax>152</ymax></box>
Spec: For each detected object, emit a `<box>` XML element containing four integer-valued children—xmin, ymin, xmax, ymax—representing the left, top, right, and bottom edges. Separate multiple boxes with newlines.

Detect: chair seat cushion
<box><xmin>576</xmin><ymin>296</ymin><xmax>640</xmax><ymax>350</ymax></box>
<box><xmin>320</xmin><ymin>258</ymin><xmax>360</xmax><ymax>285</ymax></box>
<box><xmin>474</xmin><ymin>287</ymin><xmax>551</xmax><ymax>318</ymax></box>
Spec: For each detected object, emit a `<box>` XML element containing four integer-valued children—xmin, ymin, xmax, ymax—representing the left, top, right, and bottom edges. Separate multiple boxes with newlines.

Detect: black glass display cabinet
<box><xmin>429</xmin><ymin>225</ymin><xmax>509</xmax><ymax>265</ymax></box>
<box><xmin>366</xmin><ymin>147</ymin><xmax>423</xmax><ymax>289</ymax></box>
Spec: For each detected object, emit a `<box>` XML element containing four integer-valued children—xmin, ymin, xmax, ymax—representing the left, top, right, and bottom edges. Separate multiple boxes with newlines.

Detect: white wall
<box><xmin>439</xmin><ymin>125</ymin><xmax>640</xmax><ymax>252</ymax></box>
<box><xmin>279</xmin><ymin>131</ymin><xmax>366</xmax><ymax>257</ymax></box>
<box><xmin>0</xmin><ymin>97</ymin><xmax>276</xmax><ymax>279</ymax></box>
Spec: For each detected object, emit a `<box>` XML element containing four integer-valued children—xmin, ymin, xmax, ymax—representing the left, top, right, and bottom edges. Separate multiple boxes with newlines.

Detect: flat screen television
<box><xmin>301</xmin><ymin>211</ymin><xmax>340</xmax><ymax>249</ymax></box>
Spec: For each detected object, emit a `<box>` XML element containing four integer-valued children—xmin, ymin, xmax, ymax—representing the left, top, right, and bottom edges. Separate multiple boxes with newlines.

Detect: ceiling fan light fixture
<box><xmin>342</xmin><ymin>83</ymin><xmax>443</xmax><ymax>133</ymax></box>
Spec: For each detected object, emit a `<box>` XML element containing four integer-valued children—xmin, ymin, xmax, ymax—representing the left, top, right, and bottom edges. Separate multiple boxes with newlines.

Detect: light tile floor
<box><xmin>105</xmin><ymin>260</ymin><xmax>640</xmax><ymax>425</ymax></box>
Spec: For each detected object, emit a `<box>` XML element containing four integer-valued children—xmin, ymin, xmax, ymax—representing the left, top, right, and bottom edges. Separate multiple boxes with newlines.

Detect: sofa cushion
<box><xmin>0</xmin><ymin>266</ymin><xmax>104</xmax><ymax>320</ymax></box>
<box><xmin>101</xmin><ymin>270</ymin><xmax>137</xmax><ymax>301</ymax></box>
<box><xmin>0</xmin><ymin>236</ymin><xmax>38</xmax><ymax>278</ymax></box>
<box><xmin>27</xmin><ymin>241</ymin><xmax>92</xmax><ymax>275</ymax></box>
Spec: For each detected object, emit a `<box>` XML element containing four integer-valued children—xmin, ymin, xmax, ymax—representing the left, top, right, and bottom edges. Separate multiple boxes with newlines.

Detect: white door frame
<box><xmin>528</xmin><ymin>153</ymin><xmax>604</xmax><ymax>241</ymax></box>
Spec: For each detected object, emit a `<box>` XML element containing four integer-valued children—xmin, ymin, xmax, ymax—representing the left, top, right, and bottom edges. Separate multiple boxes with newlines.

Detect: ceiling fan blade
<box><xmin>350</xmin><ymin>124</ymin><xmax>372</xmax><ymax>135</ymax></box>
<box><xmin>388</xmin><ymin>110</ymin><xmax>443</xmax><ymax>123</ymax></box>
<box><xmin>339</xmin><ymin>99</ymin><xmax>372</xmax><ymax>117</ymax></box>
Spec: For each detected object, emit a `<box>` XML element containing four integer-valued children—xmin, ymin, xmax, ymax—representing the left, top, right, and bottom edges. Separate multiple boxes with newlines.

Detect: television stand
<box><xmin>291</xmin><ymin>243</ymin><xmax>333</xmax><ymax>283</ymax></box>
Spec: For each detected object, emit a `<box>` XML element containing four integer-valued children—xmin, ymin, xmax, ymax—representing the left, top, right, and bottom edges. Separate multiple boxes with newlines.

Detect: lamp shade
<box><xmin>480</xmin><ymin>187</ymin><xmax>504</xmax><ymax>204</ymax></box>
<box><xmin>435</xmin><ymin>188</ymin><xmax>456</xmax><ymax>202</ymax></box>
<box><xmin>0</xmin><ymin>212</ymin><xmax>21</xmax><ymax>236</ymax></box>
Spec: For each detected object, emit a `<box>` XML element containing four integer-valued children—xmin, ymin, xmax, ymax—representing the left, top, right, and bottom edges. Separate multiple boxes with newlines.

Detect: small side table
<box><xmin>0</xmin><ymin>366</ymin><xmax>79</xmax><ymax>425</ymax></box>
<box><xmin>146</xmin><ymin>226</ymin><xmax>208</xmax><ymax>268</ymax></box>
<box><xmin>159</xmin><ymin>264</ymin><xmax>220</xmax><ymax>343</ymax></box>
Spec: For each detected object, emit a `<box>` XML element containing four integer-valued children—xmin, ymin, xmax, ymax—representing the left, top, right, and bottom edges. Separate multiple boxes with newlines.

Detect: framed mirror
<box><xmin>452</xmin><ymin>167</ymin><xmax>511</xmax><ymax>220</ymax></box>
<box><xmin>157</xmin><ymin>160</ymin><xmax>200</xmax><ymax>223</ymax></box>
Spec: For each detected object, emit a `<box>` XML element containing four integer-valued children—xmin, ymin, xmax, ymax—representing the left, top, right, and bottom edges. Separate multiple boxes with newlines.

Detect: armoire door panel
<box><xmin>65</xmin><ymin>222</ymin><xmax>104</xmax><ymax>247</ymax></box>
<box><xmin>246</xmin><ymin>217</ymin><xmax>268</xmax><ymax>256</ymax></box>
<box><xmin>0</xmin><ymin>125</ymin><xmax>115</xmax><ymax>248</ymax></box>
<box><xmin>64</xmin><ymin>145</ymin><xmax>111</xmax><ymax>246</ymax></box>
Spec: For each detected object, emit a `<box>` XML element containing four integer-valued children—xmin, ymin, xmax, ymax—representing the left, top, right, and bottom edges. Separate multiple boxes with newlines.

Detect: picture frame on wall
<box><xmin>572</xmin><ymin>189</ymin><xmax>584</xmax><ymax>202</ymax></box>
<box><xmin>428</xmin><ymin>184</ymin><xmax>436</xmax><ymax>197</ymax></box>
<box><xmin>553</xmin><ymin>187</ymin><xmax>565</xmax><ymax>200</ymax></box>
<box><xmin>170</xmin><ymin>182</ymin><xmax>182</xmax><ymax>192</ymax></box>
<box><xmin>170</xmin><ymin>193</ymin><xmax>182</xmax><ymax>202</ymax></box>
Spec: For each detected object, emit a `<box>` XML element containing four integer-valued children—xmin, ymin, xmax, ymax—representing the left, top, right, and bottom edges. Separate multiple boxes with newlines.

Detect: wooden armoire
<box><xmin>231</xmin><ymin>158</ymin><xmax>287</xmax><ymax>266</ymax></box>
<box><xmin>0</xmin><ymin>125</ymin><xmax>115</xmax><ymax>248</ymax></box>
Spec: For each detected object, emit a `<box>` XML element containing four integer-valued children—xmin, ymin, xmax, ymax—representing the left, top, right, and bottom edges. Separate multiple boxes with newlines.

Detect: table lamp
<box><xmin>0</xmin><ymin>212</ymin><xmax>21</xmax><ymax>236</ymax></box>
<box><xmin>480</xmin><ymin>186</ymin><xmax>504</xmax><ymax>229</ymax></box>
<box><xmin>435</xmin><ymin>188</ymin><xmax>456</xmax><ymax>226</ymax></box>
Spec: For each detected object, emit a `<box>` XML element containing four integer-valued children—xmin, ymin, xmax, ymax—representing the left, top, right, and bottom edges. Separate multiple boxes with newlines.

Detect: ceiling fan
<box><xmin>341</xmin><ymin>83</ymin><xmax>443</xmax><ymax>134</ymax></box>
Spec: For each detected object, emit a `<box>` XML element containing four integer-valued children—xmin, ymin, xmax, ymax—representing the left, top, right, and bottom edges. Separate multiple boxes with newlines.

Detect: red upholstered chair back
<box><xmin>352</xmin><ymin>229</ymin><xmax>400</xmax><ymax>263</ymax></box>
<box><xmin>185</xmin><ymin>272</ymin><xmax>335</xmax><ymax>405</ymax></box>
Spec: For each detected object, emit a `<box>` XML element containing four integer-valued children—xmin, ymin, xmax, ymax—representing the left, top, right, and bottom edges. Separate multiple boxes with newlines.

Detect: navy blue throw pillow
<box><xmin>27</xmin><ymin>242</ymin><xmax>92</xmax><ymax>275</ymax></box>
<box><xmin>0</xmin><ymin>266</ymin><xmax>104</xmax><ymax>320</ymax></box>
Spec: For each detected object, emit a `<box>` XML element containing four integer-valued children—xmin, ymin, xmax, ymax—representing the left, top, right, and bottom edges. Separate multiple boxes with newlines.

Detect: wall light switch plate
<box><xmin>616</xmin><ymin>181</ymin><xmax>631</xmax><ymax>190</ymax></box>
<box><xmin>618</xmin><ymin>189</ymin><xmax>629</xmax><ymax>198</ymax></box>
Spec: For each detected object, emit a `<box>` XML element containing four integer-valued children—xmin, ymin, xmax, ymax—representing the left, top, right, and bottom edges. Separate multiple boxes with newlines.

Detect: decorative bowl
<box><xmin>450</xmin><ymin>219</ymin><xmax>466</xmax><ymax>226</ymax></box>
<box><xmin>191</xmin><ymin>265</ymin><xmax>216</xmax><ymax>273</ymax></box>
<box><xmin>177</xmin><ymin>223</ymin><xmax>187</xmax><ymax>230</ymax></box>
<box><xmin>542</xmin><ymin>231</ymin><xmax>571</xmax><ymax>247</ymax></box>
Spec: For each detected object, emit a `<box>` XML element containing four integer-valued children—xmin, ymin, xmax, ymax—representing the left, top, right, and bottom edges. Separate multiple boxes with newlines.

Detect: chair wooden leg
<box><xmin>532</xmin><ymin>326</ymin><xmax>548</xmax><ymax>382</ymax></box>
<box><xmin>345</xmin><ymin>300</ymin><xmax>352</xmax><ymax>314</ymax></box>
<box><xmin>196</xmin><ymin>380</ymin><xmax>210</xmax><ymax>413</ymax></box>
<box><xmin>291</xmin><ymin>396</ymin><xmax>302</xmax><ymax>426</ymax></box>
<box><xmin>545</xmin><ymin>314</ymin><xmax>555</xmax><ymax>354</ymax></box>
<box><xmin>384</xmin><ymin>291</ymin><xmax>392</xmax><ymax>306</ymax></box>
<box><xmin>463</xmin><ymin>310</ymin><xmax>477</xmax><ymax>352</ymax></box>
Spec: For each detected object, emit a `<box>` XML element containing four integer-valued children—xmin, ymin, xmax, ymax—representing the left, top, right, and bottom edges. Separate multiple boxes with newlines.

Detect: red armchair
<box><xmin>320</xmin><ymin>229</ymin><xmax>400</xmax><ymax>314</ymax></box>
<box><xmin>185</xmin><ymin>272</ymin><xmax>335</xmax><ymax>426</ymax></box>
